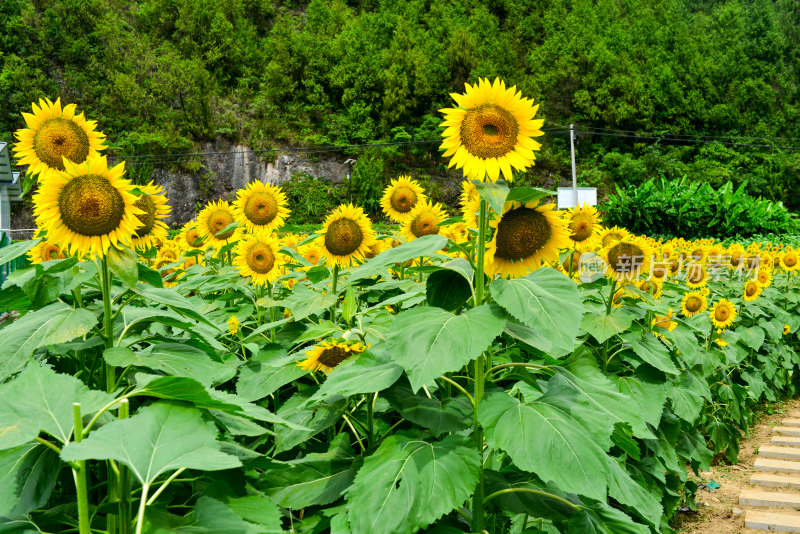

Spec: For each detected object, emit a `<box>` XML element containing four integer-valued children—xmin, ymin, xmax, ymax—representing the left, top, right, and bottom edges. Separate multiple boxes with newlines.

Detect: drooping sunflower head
<box><xmin>402</xmin><ymin>200</ymin><xmax>447</xmax><ymax>242</ymax></box>
<box><xmin>297</xmin><ymin>339</ymin><xmax>368</xmax><ymax>374</ymax></box>
<box><xmin>13</xmin><ymin>98</ymin><xmax>106</xmax><ymax>176</ymax></box>
<box><xmin>32</xmin><ymin>156</ymin><xmax>143</xmax><ymax>257</ymax></box>
<box><xmin>232</xmin><ymin>230</ymin><xmax>285</xmax><ymax>286</ymax></box>
<box><xmin>743</xmin><ymin>279</ymin><xmax>762</xmax><ymax>302</ymax></box>
<box><xmin>130</xmin><ymin>182</ymin><xmax>171</xmax><ymax>251</ymax></box>
<box><xmin>459</xmin><ymin>180</ymin><xmax>480</xmax><ymax>229</ymax></box>
<box><xmin>600</xmin><ymin>236</ymin><xmax>652</xmax><ymax>281</ymax></box>
<box><xmin>380</xmin><ymin>176</ymin><xmax>427</xmax><ymax>222</ymax></box>
<box><xmin>564</xmin><ymin>204</ymin><xmax>601</xmax><ymax>248</ymax></box>
<box><xmin>320</xmin><ymin>204</ymin><xmax>375</xmax><ymax>268</ymax></box>
<box><xmin>233</xmin><ymin>181</ymin><xmax>290</xmax><ymax>232</ymax></box>
<box><xmin>440</xmin><ymin>77</ymin><xmax>544</xmax><ymax>183</ymax></box>
<box><xmin>680</xmin><ymin>291</ymin><xmax>708</xmax><ymax>318</ymax></box>
<box><xmin>180</xmin><ymin>221</ymin><xmax>206</xmax><ymax>250</ymax></box>
<box><xmin>197</xmin><ymin>199</ymin><xmax>239</xmax><ymax>247</ymax></box>
<box><xmin>362</xmin><ymin>240</ymin><xmax>384</xmax><ymax>260</ymax></box>
<box><xmin>597</xmin><ymin>226</ymin><xmax>630</xmax><ymax>249</ymax></box>
<box><xmin>709</xmin><ymin>298</ymin><xmax>737</xmax><ymax>330</ymax></box>
<box><xmin>485</xmin><ymin>200</ymin><xmax>571</xmax><ymax>278</ymax></box>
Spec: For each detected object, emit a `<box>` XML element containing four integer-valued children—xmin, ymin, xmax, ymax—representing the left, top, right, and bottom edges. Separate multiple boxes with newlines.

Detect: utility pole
<box><xmin>344</xmin><ymin>159</ymin><xmax>356</xmax><ymax>204</ymax></box>
<box><xmin>570</xmin><ymin>124</ymin><xmax>578</xmax><ymax>208</ymax></box>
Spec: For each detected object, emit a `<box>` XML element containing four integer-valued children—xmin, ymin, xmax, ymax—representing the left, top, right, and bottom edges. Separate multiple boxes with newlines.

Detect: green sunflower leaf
<box><xmin>475</xmin><ymin>180</ymin><xmax>509</xmax><ymax>215</ymax></box>
<box><xmin>61</xmin><ymin>401</ymin><xmax>241</xmax><ymax>486</ymax></box>
<box><xmin>345</xmin><ymin>434</ymin><xmax>480</xmax><ymax>534</ymax></box>
<box><xmin>106</xmin><ymin>245</ymin><xmax>139</xmax><ymax>289</ymax></box>
<box><xmin>478</xmin><ymin>390</ymin><xmax>612</xmax><ymax>501</ymax></box>
<box><xmin>581</xmin><ymin>308</ymin><xmax>638</xmax><ymax>344</ymax></box>
<box><xmin>385</xmin><ymin>304</ymin><xmax>506</xmax><ymax>392</ymax></box>
<box><xmin>0</xmin><ymin>239</ymin><xmax>40</xmax><ymax>268</ymax></box>
<box><xmin>349</xmin><ymin>234</ymin><xmax>448</xmax><ymax>282</ymax></box>
<box><xmin>0</xmin><ymin>301</ymin><xmax>98</xmax><ymax>381</ymax></box>
<box><xmin>490</xmin><ymin>268</ymin><xmax>583</xmax><ymax>355</ymax></box>
<box><xmin>0</xmin><ymin>363</ymin><xmax>113</xmax><ymax>449</ymax></box>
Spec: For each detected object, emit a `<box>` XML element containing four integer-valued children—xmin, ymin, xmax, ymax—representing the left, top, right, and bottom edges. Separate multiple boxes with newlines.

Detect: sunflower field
<box><xmin>1</xmin><ymin>79</ymin><xmax>799</xmax><ymax>534</ymax></box>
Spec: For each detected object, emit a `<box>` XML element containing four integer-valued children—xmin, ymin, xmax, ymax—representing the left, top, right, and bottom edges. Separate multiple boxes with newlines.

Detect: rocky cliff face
<box><xmin>148</xmin><ymin>140</ymin><xmax>352</xmax><ymax>227</ymax></box>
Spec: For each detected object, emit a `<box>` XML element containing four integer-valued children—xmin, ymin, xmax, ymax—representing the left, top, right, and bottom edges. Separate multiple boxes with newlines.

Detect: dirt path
<box><xmin>675</xmin><ymin>397</ymin><xmax>800</xmax><ymax>533</ymax></box>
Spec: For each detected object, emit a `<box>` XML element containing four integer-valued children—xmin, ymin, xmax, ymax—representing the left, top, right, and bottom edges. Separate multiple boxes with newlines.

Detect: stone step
<box><xmin>783</xmin><ymin>418</ymin><xmax>800</xmax><ymax>427</ymax></box>
<box><xmin>774</xmin><ymin>436</ymin><xmax>800</xmax><ymax>447</ymax></box>
<box><xmin>755</xmin><ymin>458</ymin><xmax>800</xmax><ymax>475</ymax></box>
<box><xmin>751</xmin><ymin>473</ymin><xmax>800</xmax><ymax>490</ymax></box>
<box><xmin>746</xmin><ymin>510</ymin><xmax>800</xmax><ymax>532</ymax></box>
<box><xmin>740</xmin><ymin>489</ymin><xmax>800</xmax><ymax>508</ymax></box>
<box><xmin>786</xmin><ymin>411</ymin><xmax>800</xmax><ymax>418</ymax></box>
<box><xmin>760</xmin><ymin>446</ymin><xmax>800</xmax><ymax>461</ymax></box>
<box><xmin>776</xmin><ymin>427</ymin><xmax>800</xmax><ymax>437</ymax></box>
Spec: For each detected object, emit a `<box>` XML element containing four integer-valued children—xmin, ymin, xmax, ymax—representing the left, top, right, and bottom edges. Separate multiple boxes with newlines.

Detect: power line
<box><xmin>579</xmin><ymin>125</ymin><xmax>800</xmax><ymax>143</ymax></box>
<box><xmin>578</xmin><ymin>129</ymin><xmax>800</xmax><ymax>151</ymax></box>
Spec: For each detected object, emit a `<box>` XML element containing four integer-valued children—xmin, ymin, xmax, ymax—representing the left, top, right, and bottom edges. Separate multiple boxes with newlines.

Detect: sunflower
<box><xmin>153</xmin><ymin>249</ymin><xmax>182</xmax><ymax>288</ymax></box>
<box><xmin>597</xmin><ymin>226</ymin><xmax>630</xmax><ymax>249</ymax></box>
<box><xmin>156</xmin><ymin>239</ymin><xmax>182</xmax><ymax>263</ymax></box>
<box><xmin>440</xmin><ymin>77</ymin><xmax>544</xmax><ymax>183</ymax></box>
<box><xmin>780</xmin><ymin>249</ymin><xmax>799</xmax><ymax>272</ymax></box>
<box><xmin>688</xmin><ymin>245</ymin><xmax>707</xmax><ymax>263</ymax></box>
<box><xmin>709</xmin><ymin>299</ymin><xmax>737</xmax><ymax>330</ymax></box>
<box><xmin>13</xmin><ymin>97</ymin><xmax>106</xmax><ymax>176</ymax></box>
<box><xmin>197</xmin><ymin>199</ymin><xmax>239</xmax><ymax>248</ymax></box>
<box><xmin>362</xmin><ymin>240</ymin><xmax>384</xmax><ymax>260</ymax></box>
<box><xmin>233</xmin><ymin>230</ymin><xmax>285</xmax><ymax>285</ymax></box>
<box><xmin>402</xmin><ymin>200</ymin><xmax>447</xmax><ymax>242</ymax></box>
<box><xmin>728</xmin><ymin>244</ymin><xmax>746</xmax><ymax>270</ymax></box>
<box><xmin>299</xmin><ymin>242</ymin><xmax>326</xmax><ymax>267</ymax></box>
<box><xmin>33</xmin><ymin>156</ymin><xmax>143</xmax><ymax>257</ymax></box>
<box><xmin>281</xmin><ymin>233</ymin><xmax>302</xmax><ymax>249</ymax></box>
<box><xmin>233</xmin><ymin>181</ymin><xmax>290</xmax><ymax>233</ymax></box>
<box><xmin>600</xmin><ymin>236</ymin><xmax>652</xmax><ymax>281</ymax></box>
<box><xmin>743</xmin><ymin>279</ymin><xmax>762</xmax><ymax>302</ymax></box>
<box><xmin>227</xmin><ymin>316</ymin><xmax>239</xmax><ymax>335</ymax></box>
<box><xmin>297</xmin><ymin>339</ymin><xmax>368</xmax><ymax>373</ymax></box>
<box><xmin>564</xmin><ymin>204</ymin><xmax>601</xmax><ymax>250</ymax></box>
<box><xmin>680</xmin><ymin>291</ymin><xmax>708</xmax><ymax>318</ymax></box>
<box><xmin>180</xmin><ymin>221</ymin><xmax>206</xmax><ymax>250</ymax></box>
<box><xmin>637</xmin><ymin>278</ymin><xmax>663</xmax><ymax>300</ymax></box>
<box><xmin>685</xmin><ymin>263</ymin><xmax>709</xmax><ymax>289</ymax></box>
<box><xmin>785</xmin><ymin>325</ymin><xmax>792</xmax><ymax>336</ymax></box>
<box><xmin>130</xmin><ymin>182</ymin><xmax>171</xmax><ymax>250</ymax></box>
<box><xmin>380</xmin><ymin>176</ymin><xmax>427</xmax><ymax>222</ymax></box>
<box><xmin>319</xmin><ymin>204</ymin><xmax>375</xmax><ymax>268</ymax></box>
<box><xmin>484</xmin><ymin>199</ymin><xmax>570</xmax><ymax>278</ymax></box>
<box><xmin>755</xmin><ymin>268</ymin><xmax>773</xmax><ymax>288</ymax></box>
<box><xmin>27</xmin><ymin>236</ymin><xmax>66</xmax><ymax>264</ymax></box>
<box><xmin>652</xmin><ymin>308</ymin><xmax>677</xmax><ymax>334</ymax></box>
<box><xmin>459</xmin><ymin>180</ymin><xmax>480</xmax><ymax>228</ymax></box>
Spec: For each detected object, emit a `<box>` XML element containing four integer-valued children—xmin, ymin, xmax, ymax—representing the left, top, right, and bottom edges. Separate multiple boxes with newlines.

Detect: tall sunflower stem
<box><xmin>72</xmin><ymin>403</ymin><xmax>91</xmax><ymax>534</ymax></box>
<box><xmin>330</xmin><ymin>266</ymin><xmax>340</xmax><ymax>321</ymax></box>
<box><xmin>471</xmin><ymin>199</ymin><xmax>489</xmax><ymax>533</ymax></box>
<box><xmin>418</xmin><ymin>256</ymin><xmax>424</xmax><ymax>282</ymax></box>
<box><xmin>100</xmin><ymin>259</ymin><xmax>120</xmax><ymax>534</ymax></box>
<box><xmin>118</xmin><ymin>400</ymin><xmax>132</xmax><ymax>534</ymax></box>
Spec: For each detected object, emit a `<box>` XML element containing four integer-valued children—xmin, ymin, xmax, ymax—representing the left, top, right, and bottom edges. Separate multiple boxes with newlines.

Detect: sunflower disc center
<box><xmin>134</xmin><ymin>194</ymin><xmax>157</xmax><ymax>237</ymax></box>
<box><xmin>716</xmin><ymin>307</ymin><xmax>729</xmax><ymax>321</ymax></box>
<box><xmin>607</xmin><ymin>242</ymin><xmax>645</xmax><ymax>275</ymax></box>
<box><xmin>569</xmin><ymin>214</ymin><xmax>593</xmax><ymax>242</ymax></box>
<box><xmin>686</xmin><ymin>296</ymin><xmax>702</xmax><ymax>312</ymax></box>
<box><xmin>460</xmin><ymin>103</ymin><xmax>520</xmax><ymax>159</ymax></box>
<box><xmin>209</xmin><ymin>211</ymin><xmax>235</xmax><ymax>239</ymax></box>
<box><xmin>186</xmin><ymin>228</ymin><xmax>203</xmax><ymax>248</ymax></box>
<box><xmin>34</xmin><ymin>118</ymin><xmax>91</xmax><ymax>170</ymax></box>
<box><xmin>745</xmin><ymin>283</ymin><xmax>758</xmax><ymax>297</ymax></box>
<box><xmin>325</xmin><ymin>218</ymin><xmax>364</xmax><ymax>256</ymax></box>
<box><xmin>410</xmin><ymin>212</ymin><xmax>441</xmax><ymax>238</ymax></box>
<box><xmin>58</xmin><ymin>174</ymin><xmax>126</xmax><ymax>237</ymax></box>
<box><xmin>317</xmin><ymin>346</ymin><xmax>352</xmax><ymax>368</ymax></box>
<box><xmin>246</xmin><ymin>243</ymin><xmax>276</xmax><ymax>274</ymax></box>
<box><xmin>390</xmin><ymin>187</ymin><xmax>417</xmax><ymax>213</ymax></box>
<box><xmin>244</xmin><ymin>192</ymin><xmax>279</xmax><ymax>225</ymax></box>
<box><xmin>494</xmin><ymin>207</ymin><xmax>552</xmax><ymax>262</ymax></box>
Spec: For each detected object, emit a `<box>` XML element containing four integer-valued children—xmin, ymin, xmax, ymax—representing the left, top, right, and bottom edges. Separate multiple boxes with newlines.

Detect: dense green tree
<box><xmin>1</xmin><ymin>0</ymin><xmax>798</xmax><ymax>209</ymax></box>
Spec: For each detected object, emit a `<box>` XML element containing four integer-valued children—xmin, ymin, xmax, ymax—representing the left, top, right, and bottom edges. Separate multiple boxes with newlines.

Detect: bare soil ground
<box><xmin>674</xmin><ymin>397</ymin><xmax>800</xmax><ymax>533</ymax></box>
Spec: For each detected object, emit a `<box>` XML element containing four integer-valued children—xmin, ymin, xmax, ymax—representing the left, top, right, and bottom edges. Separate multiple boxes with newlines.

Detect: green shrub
<box><xmin>602</xmin><ymin>176</ymin><xmax>800</xmax><ymax>239</ymax></box>
<box><xmin>282</xmin><ymin>172</ymin><xmax>343</xmax><ymax>225</ymax></box>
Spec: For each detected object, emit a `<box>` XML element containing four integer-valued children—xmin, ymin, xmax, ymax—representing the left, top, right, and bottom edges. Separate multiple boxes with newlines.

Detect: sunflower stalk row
<box><xmin>0</xmin><ymin>81</ymin><xmax>798</xmax><ymax>533</ymax></box>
